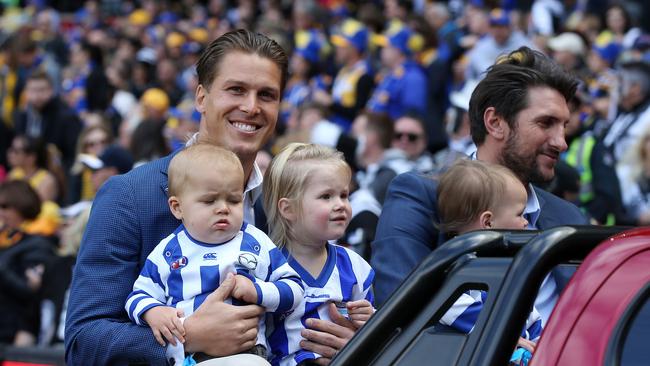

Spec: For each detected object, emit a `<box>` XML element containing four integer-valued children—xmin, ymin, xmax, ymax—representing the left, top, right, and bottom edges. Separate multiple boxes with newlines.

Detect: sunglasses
<box><xmin>394</xmin><ymin>132</ymin><xmax>421</xmax><ymax>142</ymax></box>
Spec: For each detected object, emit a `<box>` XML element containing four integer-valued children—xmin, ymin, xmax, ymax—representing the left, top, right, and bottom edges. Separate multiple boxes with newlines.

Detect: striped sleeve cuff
<box><xmin>255</xmin><ymin>279</ymin><xmax>303</xmax><ymax>312</ymax></box>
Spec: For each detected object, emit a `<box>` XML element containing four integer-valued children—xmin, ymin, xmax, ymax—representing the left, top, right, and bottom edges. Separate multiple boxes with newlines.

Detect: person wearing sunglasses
<box><xmin>391</xmin><ymin>113</ymin><xmax>435</xmax><ymax>173</ymax></box>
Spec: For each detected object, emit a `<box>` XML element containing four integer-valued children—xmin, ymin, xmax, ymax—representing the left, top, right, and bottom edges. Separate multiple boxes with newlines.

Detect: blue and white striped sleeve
<box><xmin>124</xmin><ymin>248</ymin><xmax>169</xmax><ymax>326</ymax></box>
<box><xmin>439</xmin><ymin>290</ymin><xmax>487</xmax><ymax>333</ymax></box>
<box><xmin>254</xmin><ymin>245</ymin><xmax>304</xmax><ymax>313</ymax></box>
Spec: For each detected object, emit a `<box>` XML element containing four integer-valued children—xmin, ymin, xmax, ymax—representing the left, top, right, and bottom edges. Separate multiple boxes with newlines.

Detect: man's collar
<box><xmin>525</xmin><ymin>184</ymin><xmax>541</xmax><ymax>229</ymax></box>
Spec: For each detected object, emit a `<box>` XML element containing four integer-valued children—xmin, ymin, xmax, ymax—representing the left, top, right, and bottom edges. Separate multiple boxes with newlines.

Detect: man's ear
<box><xmin>278</xmin><ymin>198</ymin><xmax>297</xmax><ymax>222</ymax></box>
<box><xmin>483</xmin><ymin>107</ymin><xmax>507</xmax><ymax>140</ymax></box>
<box><xmin>195</xmin><ymin>84</ymin><xmax>207</xmax><ymax>114</ymax></box>
<box><xmin>479</xmin><ymin>211</ymin><xmax>493</xmax><ymax>229</ymax></box>
<box><xmin>168</xmin><ymin>196</ymin><xmax>183</xmax><ymax>220</ymax></box>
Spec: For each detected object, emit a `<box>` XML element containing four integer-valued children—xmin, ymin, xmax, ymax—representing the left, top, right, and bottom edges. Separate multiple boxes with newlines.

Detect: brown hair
<box><xmin>0</xmin><ymin>180</ymin><xmax>41</xmax><ymax>220</ymax></box>
<box><xmin>167</xmin><ymin>143</ymin><xmax>244</xmax><ymax>197</ymax></box>
<box><xmin>196</xmin><ymin>29</ymin><xmax>289</xmax><ymax>93</ymax></box>
<box><xmin>437</xmin><ymin>159</ymin><xmax>520</xmax><ymax>235</ymax></box>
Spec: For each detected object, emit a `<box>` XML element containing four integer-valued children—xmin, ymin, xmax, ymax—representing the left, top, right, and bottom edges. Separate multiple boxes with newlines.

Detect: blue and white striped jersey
<box><xmin>125</xmin><ymin>221</ymin><xmax>303</xmax><ymax>334</ymax></box>
<box><xmin>439</xmin><ymin>290</ymin><xmax>543</xmax><ymax>342</ymax></box>
<box><xmin>268</xmin><ymin>243</ymin><xmax>374</xmax><ymax>366</ymax></box>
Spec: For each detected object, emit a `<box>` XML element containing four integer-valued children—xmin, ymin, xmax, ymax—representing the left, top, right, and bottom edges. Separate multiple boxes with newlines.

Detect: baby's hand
<box><xmin>516</xmin><ymin>337</ymin><xmax>536</xmax><ymax>353</ymax></box>
<box><xmin>232</xmin><ymin>274</ymin><xmax>258</xmax><ymax>304</ymax></box>
<box><xmin>142</xmin><ymin>306</ymin><xmax>185</xmax><ymax>347</ymax></box>
<box><xmin>347</xmin><ymin>299</ymin><xmax>375</xmax><ymax>329</ymax></box>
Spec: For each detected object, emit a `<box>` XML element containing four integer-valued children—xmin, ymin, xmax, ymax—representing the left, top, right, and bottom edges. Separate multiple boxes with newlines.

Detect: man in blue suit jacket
<box><xmin>371</xmin><ymin>47</ymin><xmax>589</xmax><ymax>321</ymax></box>
<box><xmin>65</xmin><ymin>30</ymin><xmax>288</xmax><ymax>365</ymax></box>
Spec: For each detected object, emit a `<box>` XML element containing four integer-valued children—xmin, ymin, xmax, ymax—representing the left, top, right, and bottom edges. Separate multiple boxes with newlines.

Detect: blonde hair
<box><xmin>168</xmin><ymin>143</ymin><xmax>244</xmax><ymax>197</ymax></box>
<box><xmin>437</xmin><ymin>159</ymin><xmax>521</xmax><ymax>235</ymax></box>
<box><xmin>263</xmin><ymin>143</ymin><xmax>351</xmax><ymax>248</ymax></box>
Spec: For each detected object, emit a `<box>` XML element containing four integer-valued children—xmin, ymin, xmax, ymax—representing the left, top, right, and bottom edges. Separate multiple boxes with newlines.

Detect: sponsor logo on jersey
<box><xmin>170</xmin><ymin>256</ymin><xmax>188</xmax><ymax>270</ymax></box>
<box><xmin>203</xmin><ymin>253</ymin><xmax>218</xmax><ymax>260</ymax></box>
<box><xmin>238</xmin><ymin>253</ymin><xmax>258</xmax><ymax>270</ymax></box>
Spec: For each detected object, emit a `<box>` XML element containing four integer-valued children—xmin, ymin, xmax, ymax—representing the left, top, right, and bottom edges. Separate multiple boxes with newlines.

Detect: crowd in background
<box><xmin>2</xmin><ymin>0</ymin><xmax>650</xmax><ymax>351</ymax></box>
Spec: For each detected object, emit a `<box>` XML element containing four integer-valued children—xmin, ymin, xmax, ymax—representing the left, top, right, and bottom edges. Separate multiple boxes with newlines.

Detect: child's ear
<box><xmin>278</xmin><ymin>198</ymin><xmax>297</xmax><ymax>222</ymax></box>
<box><xmin>168</xmin><ymin>196</ymin><xmax>183</xmax><ymax>220</ymax></box>
<box><xmin>479</xmin><ymin>211</ymin><xmax>493</xmax><ymax>229</ymax></box>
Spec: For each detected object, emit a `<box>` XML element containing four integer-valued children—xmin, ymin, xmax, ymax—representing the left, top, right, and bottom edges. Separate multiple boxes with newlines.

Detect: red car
<box><xmin>533</xmin><ymin>227</ymin><xmax>650</xmax><ymax>366</ymax></box>
<box><xmin>334</xmin><ymin>226</ymin><xmax>650</xmax><ymax>366</ymax></box>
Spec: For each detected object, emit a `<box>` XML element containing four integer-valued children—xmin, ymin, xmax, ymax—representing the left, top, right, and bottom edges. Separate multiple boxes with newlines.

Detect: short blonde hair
<box><xmin>437</xmin><ymin>159</ymin><xmax>521</xmax><ymax>235</ymax></box>
<box><xmin>168</xmin><ymin>144</ymin><xmax>244</xmax><ymax>197</ymax></box>
<box><xmin>263</xmin><ymin>143</ymin><xmax>351</xmax><ymax>247</ymax></box>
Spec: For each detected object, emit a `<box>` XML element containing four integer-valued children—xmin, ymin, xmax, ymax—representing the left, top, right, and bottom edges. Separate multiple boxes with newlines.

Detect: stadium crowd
<box><xmin>1</xmin><ymin>0</ymin><xmax>650</xmax><ymax>361</ymax></box>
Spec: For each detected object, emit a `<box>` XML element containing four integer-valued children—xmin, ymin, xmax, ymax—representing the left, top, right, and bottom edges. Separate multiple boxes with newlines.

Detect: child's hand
<box><xmin>142</xmin><ymin>306</ymin><xmax>186</xmax><ymax>347</ymax></box>
<box><xmin>516</xmin><ymin>337</ymin><xmax>536</xmax><ymax>353</ymax></box>
<box><xmin>232</xmin><ymin>274</ymin><xmax>258</xmax><ymax>304</ymax></box>
<box><xmin>347</xmin><ymin>299</ymin><xmax>375</xmax><ymax>329</ymax></box>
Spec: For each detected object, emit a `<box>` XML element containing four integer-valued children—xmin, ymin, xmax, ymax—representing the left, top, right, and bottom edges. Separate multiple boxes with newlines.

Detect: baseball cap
<box><xmin>140</xmin><ymin>88</ymin><xmax>170</xmax><ymax>113</ymax></box>
<box><xmin>593</xmin><ymin>42</ymin><xmax>622</xmax><ymax>66</ymax></box>
<box><xmin>98</xmin><ymin>145</ymin><xmax>134</xmax><ymax>174</ymax></box>
<box><xmin>548</xmin><ymin>32</ymin><xmax>586</xmax><ymax>57</ymax></box>
<box><xmin>294</xmin><ymin>30</ymin><xmax>331</xmax><ymax>64</ymax></box>
<box><xmin>331</xmin><ymin>19</ymin><xmax>369</xmax><ymax>53</ymax></box>
<box><xmin>373</xmin><ymin>21</ymin><xmax>424</xmax><ymax>57</ymax></box>
<box><xmin>129</xmin><ymin>9</ymin><xmax>152</xmax><ymax>26</ymax></box>
<box><xmin>489</xmin><ymin>8</ymin><xmax>510</xmax><ymax>27</ymax></box>
<box><xmin>165</xmin><ymin>32</ymin><xmax>185</xmax><ymax>49</ymax></box>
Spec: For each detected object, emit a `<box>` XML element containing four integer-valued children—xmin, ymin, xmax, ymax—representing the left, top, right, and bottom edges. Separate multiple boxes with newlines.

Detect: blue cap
<box><xmin>593</xmin><ymin>42</ymin><xmax>622</xmax><ymax>65</ymax></box>
<box><xmin>489</xmin><ymin>8</ymin><xmax>510</xmax><ymax>26</ymax></box>
<box><xmin>294</xmin><ymin>30</ymin><xmax>331</xmax><ymax>64</ymax></box>
<box><xmin>373</xmin><ymin>21</ymin><xmax>424</xmax><ymax>57</ymax></box>
<box><xmin>330</xmin><ymin>19</ymin><xmax>369</xmax><ymax>53</ymax></box>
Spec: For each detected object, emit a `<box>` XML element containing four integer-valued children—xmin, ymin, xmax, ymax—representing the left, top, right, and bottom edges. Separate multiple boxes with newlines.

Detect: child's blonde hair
<box><xmin>263</xmin><ymin>143</ymin><xmax>351</xmax><ymax>247</ymax></box>
<box><xmin>168</xmin><ymin>143</ymin><xmax>244</xmax><ymax>196</ymax></box>
<box><xmin>437</xmin><ymin>159</ymin><xmax>522</xmax><ymax>235</ymax></box>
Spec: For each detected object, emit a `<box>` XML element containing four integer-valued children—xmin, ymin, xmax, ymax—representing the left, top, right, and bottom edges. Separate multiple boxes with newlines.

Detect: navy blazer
<box><xmin>371</xmin><ymin>171</ymin><xmax>589</xmax><ymax>305</ymax></box>
<box><xmin>65</xmin><ymin>155</ymin><xmax>180</xmax><ymax>365</ymax></box>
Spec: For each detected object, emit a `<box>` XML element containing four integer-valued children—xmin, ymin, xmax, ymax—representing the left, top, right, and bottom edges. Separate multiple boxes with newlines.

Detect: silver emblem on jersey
<box><xmin>238</xmin><ymin>253</ymin><xmax>258</xmax><ymax>270</ymax></box>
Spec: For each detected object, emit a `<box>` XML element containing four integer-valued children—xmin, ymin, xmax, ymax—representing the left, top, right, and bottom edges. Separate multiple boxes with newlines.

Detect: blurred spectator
<box><xmin>618</xmin><ymin>130</ymin><xmax>650</xmax><ymax>225</ymax></box>
<box><xmin>0</xmin><ymin>180</ymin><xmax>55</xmax><ymax>346</ymax></box>
<box><xmin>530</xmin><ymin>0</ymin><xmax>565</xmax><ymax>37</ymax></box>
<box><xmin>279</xmin><ymin>29</ymin><xmax>331</xmax><ymax>126</ymax></box>
<box><xmin>89</xmin><ymin>145</ymin><xmax>134</xmax><ymax>190</ymax></box>
<box><xmin>6</xmin><ymin>135</ymin><xmax>62</xmax><ymax>237</ymax></box>
<box><xmin>367</xmin><ymin>21</ymin><xmax>428</xmax><ymax>119</ymax></box>
<box><xmin>154</xmin><ymin>57</ymin><xmax>183</xmax><ymax>106</ymax></box>
<box><xmin>68</xmin><ymin>124</ymin><xmax>113</xmax><ymax>204</ymax></box>
<box><xmin>602</xmin><ymin>61</ymin><xmax>650</xmax><ymax>164</ymax></box>
<box><xmin>121</xmin><ymin>87</ymin><xmax>170</xmax><ymax>149</ymax></box>
<box><xmin>597</xmin><ymin>4</ymin><xmax>642</xmax><ymax>50</ymax></box>
<box><xmin>129</xmin><ymin>119</ymin><xmax>169</xmax><ymax>168</ymax></box>
<box><xmin>466</xmin><ymin>8</ymin><xmax>534</xmax><ymax>80</ymax></box>
<box><xmin>33</xmin><ymin>8</ymin><xmax>68</xmax><ymax>68</ymax></box>
<box><xmin>391</xmin><ymin>113</ymin><xmax>435</xmax><ymax>173</ymax></box>
<box><xmin>14</xmin><ymin>71</ymin><xmax>82</xmax><ymax>172</ymax></box>
<box><xmin>354</xmin><ymin>111</ymin><xmax>413</xmax><ymax>205</ymax></box>
<box><xmin>547</xmin><ymin>32</ymin><xmax>590</xmax><ymax>82</ymax></box>
<box><xmin>313</xmin><ymin>18</ymin><xmax>374</xmax><ymax>131</ymax></box>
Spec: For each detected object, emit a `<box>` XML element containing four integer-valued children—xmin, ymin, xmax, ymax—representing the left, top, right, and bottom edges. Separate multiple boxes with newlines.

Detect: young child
<box><xmin>263</xmin><ymin>143</ymin><xmax>375</xmax><ymax>366</ymax></box>
<box><xmin>124</xmin><ymin>144</ymin><xmax>304</xmax><ymax>365</ymax></box>
<box><xmin>436</xmin><ymin>159</ymin><xmax>540</xmax><ymax>365</ymax></box>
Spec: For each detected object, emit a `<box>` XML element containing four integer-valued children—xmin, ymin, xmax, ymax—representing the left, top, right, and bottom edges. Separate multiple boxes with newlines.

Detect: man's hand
<box><xmin>300</xmin><ymin>302</ymin><xmax>356</xmax><ymax>365</ymax></box>
<box><xmin>183</xmin><ymin>273</ymin><xmax>264</xmax><ymax>356</ymax></box>
<box><xmin>142</xmin><ymin>306</ymin><xmax>185</xmax><ymax>346</ymax></box>
<box><xmin>232</xmin><ymin>274</ymin><xmax>258</xmax><ymax>304</ymax></box>
<box><xmin>346</xmin><ymin>300</ymin><xmax>374</xmax><ymax>329</ymax></box>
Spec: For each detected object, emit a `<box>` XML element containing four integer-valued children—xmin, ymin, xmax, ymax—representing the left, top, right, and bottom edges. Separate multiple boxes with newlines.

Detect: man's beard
<box><xmin>501</xmin><ymin>131</ymin><xmax>555</xmax><ymax>185</ymax></box>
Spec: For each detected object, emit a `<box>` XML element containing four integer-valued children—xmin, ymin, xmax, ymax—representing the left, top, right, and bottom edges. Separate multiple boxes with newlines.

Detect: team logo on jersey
<box><xmin>238</xmin><ymin>253</ymin><xmax>258</xmax><ymax>270</ymax></box>
<box><xmin>203</xmin><ymin>253</ymin><xmax>218</xmax><ymax>260</ymax></box>
<box><xmin>170</xmin><ymin>256</ymin><xmax>188</xmax><ymax>270</ymax></box>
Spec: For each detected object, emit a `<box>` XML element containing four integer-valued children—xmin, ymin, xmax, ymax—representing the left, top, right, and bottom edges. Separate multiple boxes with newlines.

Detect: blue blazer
<box><xmin>370</xmin><ymin>171</ymin><xmax>589</xmax><ymax>305</ymax></box>
<box><xmin>65</xmin><ymin>155</ymin><xmax>180</xmax><ymax>365</ymax></box>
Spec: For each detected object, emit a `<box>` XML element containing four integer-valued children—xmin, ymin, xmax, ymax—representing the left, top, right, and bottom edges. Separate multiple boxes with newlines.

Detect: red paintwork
<box><xmin>532</xmin><ymin>227</ymin><xmax>650</xmax><ymax>366</ymax></box>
